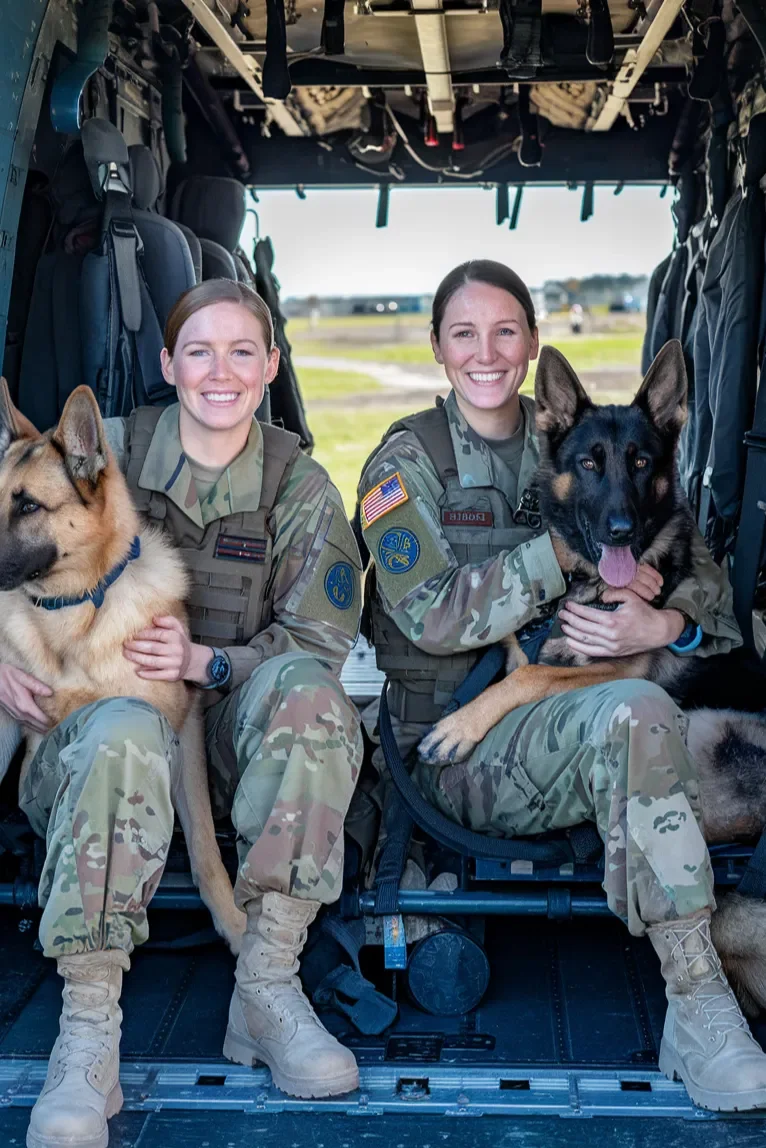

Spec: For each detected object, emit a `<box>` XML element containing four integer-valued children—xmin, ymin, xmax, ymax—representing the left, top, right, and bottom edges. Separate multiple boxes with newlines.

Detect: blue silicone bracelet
<box><xmin>667</xmin><ymin>622</ymin><xmax>703</xmax><ymax>655</ymax></box>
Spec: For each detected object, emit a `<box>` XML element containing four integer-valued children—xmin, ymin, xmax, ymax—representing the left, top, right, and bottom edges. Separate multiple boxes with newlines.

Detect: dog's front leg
<box><xmin>174</xmin><ymin>705</ymin><xmax>245</xmax><ymax>954</ymax></box>
<box><xmin>419</xmin><ymin>658</ymin><xmax>642</xmax><ymax>765</ymax></box>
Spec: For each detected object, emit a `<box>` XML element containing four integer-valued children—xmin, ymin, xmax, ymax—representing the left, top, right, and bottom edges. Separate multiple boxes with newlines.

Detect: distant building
<box><xmin>283</xmin><ymin>294</ymin><xmax>433</xmax><ymax>318</ymax></box>
<box><xmin>542</xmin><ymin>275</ymin><xmax>649</xmax><ymax>311</ymax></box>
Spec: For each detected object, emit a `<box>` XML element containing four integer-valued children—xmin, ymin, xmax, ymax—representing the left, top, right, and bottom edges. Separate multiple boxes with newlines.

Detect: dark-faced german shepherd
<box><xmin>420</xmin><ymin>340</ymin><xmax>766</xmax><ymax>1013</ymax></box>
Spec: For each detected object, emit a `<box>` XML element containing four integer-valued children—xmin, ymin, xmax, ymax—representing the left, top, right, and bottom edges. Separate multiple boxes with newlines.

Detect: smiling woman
<box><xmin>159</xmin><ymin>279</ymin><xmax>280</xmax><ymax>468</ymax></box>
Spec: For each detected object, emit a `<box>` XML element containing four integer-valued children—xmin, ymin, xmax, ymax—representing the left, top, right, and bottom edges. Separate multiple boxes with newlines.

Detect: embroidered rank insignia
<box><xmin>214</xmin><ymin>535</ymin><xmax>267</xmax><ymax>563</ymax></box>
<box><xmin>441</xmin><ymin>509</ymin><xmax>494</xmax><ymax>527</ymax></box>
<box><xmin>325</xmin><ymin>562</ymin><xmax>355</xmax><ymax>610</ymax></box>
<box><xmin>361</xmin><ymin>472</ymin><xmax>408</xmax><ymax>527</ymax></box>
<box><xmin>378</xmin><ymin>527</ymin><xmax>420</xmax><ymax>574</ymax></box>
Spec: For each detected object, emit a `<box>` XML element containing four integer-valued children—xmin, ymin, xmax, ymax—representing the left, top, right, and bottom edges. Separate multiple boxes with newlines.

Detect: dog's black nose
<box><xmin>606</xmin><ymin>514</ymin><xmax>635</xmax><ymax>544</ymax></box>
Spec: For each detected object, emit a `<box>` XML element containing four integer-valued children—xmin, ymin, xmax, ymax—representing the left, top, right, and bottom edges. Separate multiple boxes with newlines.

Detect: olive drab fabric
<box><xmin>357</xmin><ymin>391</ymin><xmax>739</xmax><ymax>725</ymax></box>
<box><xmin>23</xmin><ymin>407</ymin><xmax>365</xmax><ymax>958</ymax></box>
<box><xmin>408</xmin><ymin>679</ymin><xmax>717</xmax><ymax>935</ymax></box>
<box><xmin>116</xmin><ymin>404</ymin><xmax>362</xmax><ymax>691</ymax></box>
<box><xmin>362</xmin><ymin>391</ymin><xmax>742</xmax><ymax>936</ymax></box>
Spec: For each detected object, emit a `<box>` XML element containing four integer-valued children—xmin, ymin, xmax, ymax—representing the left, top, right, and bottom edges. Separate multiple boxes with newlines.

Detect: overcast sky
<box><xmin>243</xmin><ymin>184</ymin><xmax>676</xmax><ymax>299</ymax></box>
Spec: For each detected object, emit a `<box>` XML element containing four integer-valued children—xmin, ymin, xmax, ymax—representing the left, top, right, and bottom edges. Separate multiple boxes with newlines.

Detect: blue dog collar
<box><xmin>32</xmin><ymin>536</ymin><xmax>141</xmax><ymax>611</ymax></box>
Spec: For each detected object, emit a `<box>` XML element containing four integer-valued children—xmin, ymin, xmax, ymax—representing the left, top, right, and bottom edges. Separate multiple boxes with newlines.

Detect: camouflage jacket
<box><xmin>358</xmin><ymin>391</ymin><xmax>742</xmax><ymax>664</ymax></box>
<box><xmin>105</xmin><ymin>407</ymin><xmax>362</xmax><ymax>689</ymax></box>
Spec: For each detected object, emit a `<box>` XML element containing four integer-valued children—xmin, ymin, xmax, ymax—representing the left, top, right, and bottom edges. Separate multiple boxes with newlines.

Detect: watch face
<box><xmin>210</xmin><ymin>655</ymin><xmax>229</xmax><ymax>684</ymax></box>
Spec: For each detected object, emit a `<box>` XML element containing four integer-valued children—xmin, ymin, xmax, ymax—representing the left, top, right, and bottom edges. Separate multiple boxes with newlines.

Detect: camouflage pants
<box><xmin>411</xmin><ymin>678</ymin><xmax>716</xmax><ymax>936</ymax></box>
<box><xmin>20</xmin><ymin>653</ymin><xmax>362</xmax><ymax>957</ymax></box>
<box><xmin>19</xmin><ymin>698</ymin><xmax>179</xmax><ymax>959</ymax></box>
<box><xmin>205</xmin><ymin>652</ymin><xmax>363</xmax><ymax>910</ymax></box>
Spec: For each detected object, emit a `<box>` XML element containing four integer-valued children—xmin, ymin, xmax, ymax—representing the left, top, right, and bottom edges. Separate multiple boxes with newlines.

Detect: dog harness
<box><xmin>31</xmin><ymin>536</ymin><xmax>142</xmax><ymax>611</ymax></box>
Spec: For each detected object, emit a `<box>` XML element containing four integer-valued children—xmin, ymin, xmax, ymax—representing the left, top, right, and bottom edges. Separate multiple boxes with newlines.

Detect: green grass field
<box><xmin>293</xmin><ymin>332</ymin><xmax>643</xmax><ymax>373</ymax></box>
<box><xmin>296</xmin><ymin>320</ymin><xmax>646</xmax><ymax>513</ymax></box>
<box><xmin>297</xmin><ymin>366</ymin><xmax>382</xmax><ymax>401</ymax></box>
<box><xmin>309</xmin><ymin>403</ymin><xmax>414</xmax><ymax>513</ymax></box>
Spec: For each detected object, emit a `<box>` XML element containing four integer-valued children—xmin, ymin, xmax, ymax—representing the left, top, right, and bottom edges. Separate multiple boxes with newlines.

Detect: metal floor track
<box><xmin>0</xmin><ymin>1058</ymin><xmax>748</xmax><ymax>1120</ymax></box>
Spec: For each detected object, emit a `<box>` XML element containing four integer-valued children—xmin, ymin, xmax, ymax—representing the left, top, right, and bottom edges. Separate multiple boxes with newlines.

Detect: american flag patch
<box><xmin>214</xmin><ymin>535</ymin><xmax>267</xmax><ymax>563</ymax></box>
<box><xmin>361</xmin><ymin>472</ymin><xmax>408</xmax><ymax>527</ymax></box>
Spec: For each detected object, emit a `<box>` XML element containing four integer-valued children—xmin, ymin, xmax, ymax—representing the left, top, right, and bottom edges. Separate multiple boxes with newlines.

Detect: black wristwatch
<box><xmin>202</xmin><ymin>647</ymin><xmax>232</xmax><ymax>690</ymax></box>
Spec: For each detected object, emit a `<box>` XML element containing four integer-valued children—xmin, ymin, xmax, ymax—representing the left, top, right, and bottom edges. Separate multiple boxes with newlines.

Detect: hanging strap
<box><xmin>263</xmin><ymin>0</ymin><xmax>291</xmax><ymax>98</ymax></box>
<box><xmin>731</xmin><ymin>365</ymin><xmax>766</xmax><ymax>647</ymax></box>
<box><xmin>321</xmin><ymin>0</ymin><xmax>346</xmax><ymax>54</ymax></box>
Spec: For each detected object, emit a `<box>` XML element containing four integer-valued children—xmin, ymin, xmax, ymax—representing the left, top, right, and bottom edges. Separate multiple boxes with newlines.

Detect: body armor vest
<box><xmin>369</xmin><ymin>398</ymin><xmax>544</xmax><ymax>723</ymax></box>
<box><xmin>125</xmin><ymin>408</ymin><xmax>301</xmax><ymax>647</ymax></box>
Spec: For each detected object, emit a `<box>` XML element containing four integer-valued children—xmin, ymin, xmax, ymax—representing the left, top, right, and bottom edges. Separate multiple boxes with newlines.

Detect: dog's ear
<box><xmin>632</xmin><ymin>340</ymin><xmax>687</xmax><ymax>437</ymax></box>
<box><xmin>535</xmin><ymin>346</ymin><xmax>594</xmax><ymax>442</ymax></box>
<box><xmin>52</xmin><ymin>386</ymin><xmax>108</xmax><ymax>485</ymax></box>
<box><xmin>0</xmin><ymin>377</ymin><xmax>40</xmax><ymax>460</ymax></box>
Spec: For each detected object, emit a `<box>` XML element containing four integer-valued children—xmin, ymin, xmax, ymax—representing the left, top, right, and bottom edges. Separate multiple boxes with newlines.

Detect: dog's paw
<box><xmin>419</xmin><ymin>713</ymin><xmax>478</xmax><ymax>765</ymax></box>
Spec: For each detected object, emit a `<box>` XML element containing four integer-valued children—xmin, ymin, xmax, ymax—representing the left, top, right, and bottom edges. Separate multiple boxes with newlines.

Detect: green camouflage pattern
<box><xmin>20</xmin><ymin>653</ymin><xmax>362</xmax><ymax>956</ymax></box>
<box><xmin>358</xmin><ymin>393</ymin><xmax>566</xmax><ymax>648</ymax></box>
<box><xmin>357</xmin><ymin>391</ymin><xmax>741</xmax><ymax>657</ymax></box>
<box><xmin>205</xmin><ymin>651</ymin><xmax>363</xmax><ymax>907</ymax></box>
<box><xmin>105</xmin><ymin>408</ymin><xmax>363</xmax><ymax>690</ymax></box>
<box><xmin>18</xmin><ymin>698</ymin><xmax>178</xmax><ymax>958</ymax></box>
<box><xmin>410</xmin><ymin>678</ymin><xmax>715</xmax><ymax>934</ymax></box>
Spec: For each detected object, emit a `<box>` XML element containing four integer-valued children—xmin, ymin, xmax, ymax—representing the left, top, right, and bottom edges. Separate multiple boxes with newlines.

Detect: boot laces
<box><xmin>57</xmin><ymin>966</ymin><xmax>114</xmax><ymax>1073</ymax></box>
<box><xmin>671</xmin><ymin>920</ymin><xmax>748</xmax><ymax>1036</ymax></box>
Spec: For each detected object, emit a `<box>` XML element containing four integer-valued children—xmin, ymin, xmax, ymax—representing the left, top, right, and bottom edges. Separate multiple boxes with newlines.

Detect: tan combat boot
<box><xmin>223</xmin><ymin>891</ymin><xmax>359</xmax><ymax>1098</ymax></box>
<box><xmin>649</xmin><ymin>911</ymin><xmax>766</xmax><ymax>1111</ymax></box>
<box><xmin>27</xmin><ymin>950</ymin><xmax>130</xmax><ymax>1148</ymax></box>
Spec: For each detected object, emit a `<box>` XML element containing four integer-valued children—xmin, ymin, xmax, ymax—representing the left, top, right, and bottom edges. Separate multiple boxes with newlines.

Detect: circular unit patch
<box><xmin>324</xmin><ymin>561</ymin><xmax>355</xmax><ymax>610</ymax></box>
<box><xmin>378</xmin><ymin>527</ymin><xmax>420</xmax><ymax>574</ymax></box>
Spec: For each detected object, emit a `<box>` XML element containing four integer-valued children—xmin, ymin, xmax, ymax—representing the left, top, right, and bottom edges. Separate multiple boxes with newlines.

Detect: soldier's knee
<box><xmin>604</xmin><ymin>678</ymin><xmax>679</xmax><ymax>724</ymax></box>
<box><xmin>82</xmin><ymin>697</ymin><xmax>175</xmax><ymax>760</ymax></box>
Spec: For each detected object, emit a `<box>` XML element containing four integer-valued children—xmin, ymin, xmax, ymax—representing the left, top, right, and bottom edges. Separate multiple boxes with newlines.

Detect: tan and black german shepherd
<box><xmin>0</xmin><ymin>380</ymin><xmax>243</xmax><ymax>953</ymax></box>
<box><xmin>420</xmin><ymin>340</ymin><xmax>766</xmax><ymax>1013</ymax></box>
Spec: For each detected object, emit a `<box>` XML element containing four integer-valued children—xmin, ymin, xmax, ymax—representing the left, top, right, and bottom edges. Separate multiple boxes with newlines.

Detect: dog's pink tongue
<box><xmin>598</xmin><ymin>546</ymin><xmax>638</xmax><ymax>588</ymax></box>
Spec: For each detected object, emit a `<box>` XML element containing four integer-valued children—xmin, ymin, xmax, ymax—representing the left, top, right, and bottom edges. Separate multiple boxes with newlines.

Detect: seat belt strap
<box><xmin>737</xmin><ymin>826</ymin><xmax>766</xmax><ymax>897</ymax></box>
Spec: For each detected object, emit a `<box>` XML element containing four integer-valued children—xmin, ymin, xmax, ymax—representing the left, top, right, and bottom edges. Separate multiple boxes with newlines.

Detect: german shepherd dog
<box><xmin>0</xmin><ymin>381</ymin><xmax>244</xmax><ymax>954</ymax></box>
<box><xmin>420</xmin><ymin>340</ymin><xmax>766</xmax><ymax>1013</ymax></box>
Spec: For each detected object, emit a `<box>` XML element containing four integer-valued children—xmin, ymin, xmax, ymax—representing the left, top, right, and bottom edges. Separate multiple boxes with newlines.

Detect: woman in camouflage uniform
<box><xmin>19</xmin><ymin>279</ymin><xmax>363</xmax><ymax>1148</ymax></box>
<box><xmin>357</xmin><ymin>260</ymin><xmax>766</xmax><ymax>1113</ymax></box>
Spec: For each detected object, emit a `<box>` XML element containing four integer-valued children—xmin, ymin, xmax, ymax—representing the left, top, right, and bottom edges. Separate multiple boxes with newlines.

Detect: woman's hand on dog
<box><xmin>0</xmin><ymin>665</ymin><xmax>52</xmax><ymax>732</ymax></box>
<box><xmin>123</xmin><ymin>616</ymin><xmax>212</xmax><ymax>684</ymax></box>
<box><xmin>558</xmin><ymin>564</ymin><xmax>686</xmax><ymax>657</ymax></box>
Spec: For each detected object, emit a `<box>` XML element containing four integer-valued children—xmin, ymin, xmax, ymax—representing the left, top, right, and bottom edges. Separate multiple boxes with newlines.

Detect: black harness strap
<box><xmin>321</xmin><ymin>0</ymin><xmax>346</xmax><ymax>55</ymax></box>
<box><xmin>377</xmin><ymin>645</ymin><xmax>572</xmax><ymax>867</ymax></box>
<box><xmin>737</xmin><ymin>831</ymin><xmax>766</xmax><ymax>898</ymax></box>
<box><xmin>263</xmin><ymin>0</ymin><xmax>291</xmax><ymax>98</ymax></box>
<box><xmin>731</xmin><ymin>360</ymin><xmax>766</xmax><ymax>647</ymax></box>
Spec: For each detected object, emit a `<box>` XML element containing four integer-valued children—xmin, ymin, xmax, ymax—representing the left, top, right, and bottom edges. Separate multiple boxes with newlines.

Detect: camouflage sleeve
<box><xmin>103</xmin><ymin>417</ymin><xmax>127</xmax><ymax>473</ymax></box>
<box><xmin>223</xmin><ymin>454</ymin><xmax>362</xmax><ymax>689</ymax></box>
<box><xmin>663</xmin><ymin>526</ymin><xmax>742</xmax><ymax>656</ymax></box>
<box><xmin>359</xmin><ymin>434</ymin><xmax>566</xmax><ymax>654</ymax></box>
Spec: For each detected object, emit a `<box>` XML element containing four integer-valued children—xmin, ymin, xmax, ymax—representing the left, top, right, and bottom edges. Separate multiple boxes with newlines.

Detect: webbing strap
<box><xmin>372</xmin><ymin>791</ymin><xmax>414</xmax><ymax>915</ymax></box>
<box><xmin>732</xmin><ymin>366</ymin><xmax>766</xmax><ymax>646</ymax></box>
<box><xmin>109</xmin><ymin>214</ymin><xmax>142</xmax><ymax>332</ymax></box>
<box><xmin>321</xmin><ymin>0</ymin><xmax>346</xmax><ymax>54</ymax></box>
<box><xmin>499</xmin><ymin>0</ymin><xmax>543</xmax><ymax>79</ymax></box>
<box><xmin>737</xmin><ymin>829</ymin><xmax>766</xmax><ymax>897</ymax></box>
<box><xmin>263</xmin><ymin>0</ymin><xmax>291</xmax><ymax>98</ymax></box>
<box><xmin>378</xmin><ymin>648</ymin><xmax>572</xmax><ymax>866</ymax></box>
